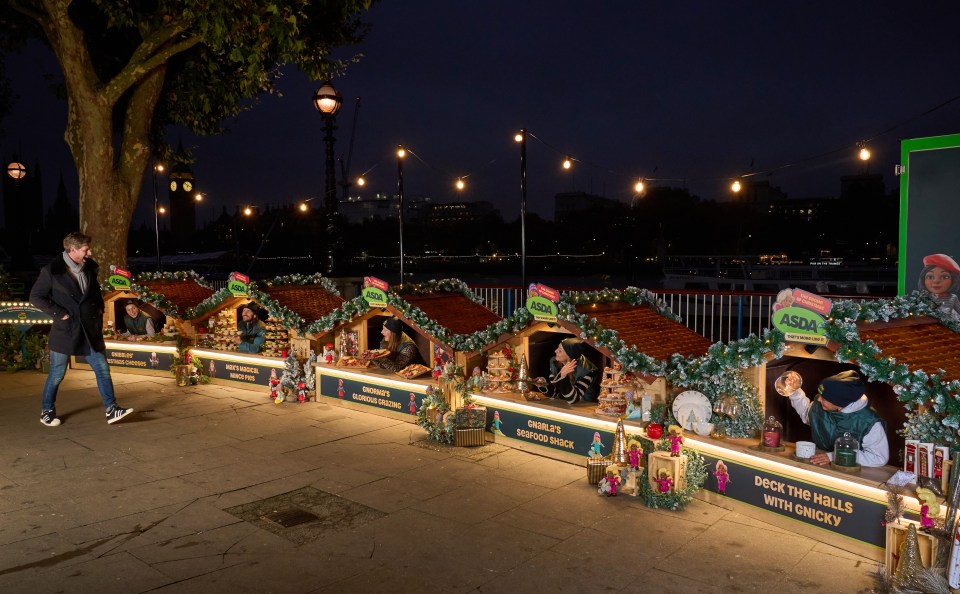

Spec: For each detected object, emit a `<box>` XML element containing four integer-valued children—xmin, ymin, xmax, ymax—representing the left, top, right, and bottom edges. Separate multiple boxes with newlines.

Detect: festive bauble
<box><xmin>646</xmin><ymin>423</ymin><xmax>663</xmax><ymax>439</ymax></box>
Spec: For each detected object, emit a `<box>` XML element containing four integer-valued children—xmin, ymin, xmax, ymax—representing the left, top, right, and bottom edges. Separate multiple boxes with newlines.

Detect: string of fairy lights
<box><xmin>343</xmin><ymin>92</ymin><xmax>960</xmax><ymax>199</ymax></box>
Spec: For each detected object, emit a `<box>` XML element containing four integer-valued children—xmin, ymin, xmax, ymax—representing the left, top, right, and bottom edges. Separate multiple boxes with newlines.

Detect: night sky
<box><xmin>4</xmin><ymin>1</ymin><xmax>960</xmax><ymax>229</ymax></box>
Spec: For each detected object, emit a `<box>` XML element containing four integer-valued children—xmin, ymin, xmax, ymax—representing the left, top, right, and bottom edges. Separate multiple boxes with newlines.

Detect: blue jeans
<box><xmin>42</xmin><ymin>351</ymin><xmax>117</xmax><ymax>412</ymax></box>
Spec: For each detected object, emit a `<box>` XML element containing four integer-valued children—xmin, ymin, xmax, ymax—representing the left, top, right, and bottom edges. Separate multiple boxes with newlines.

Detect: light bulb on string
<box><xmin>356</xmin><ymin>176</ymin><xmax>366</xmax><ymax>187</ymax></box>
<box><xmin>455</xmin><ymin>178</ymin><xmax>465</xmax><ymax>191</ymax></box>
<box><xmin>562</xmin><ymin>156</ymin><xmax>572</xmax><ymax>170</ymax></box>
<box><xmin>731</xmin><ymin>179</ymin><xmax>742</xmax><ymax>193</ymax></box>
<box><xmin>634</xmin><ymin>178</ymin><xmax>645</xmax><ymax>194</ymax></box>
<box><xmin>298</xmin><ymin>202</ymin><xmax>309</xmax><ymax>212</ymax></box>
<box><xmin>858</xmin><ymin>145</ymin><xmax>871</xmax><ymax>161</ymax></box>
<box><xmin>397</xmin><ymin>147</ymin><xmax>406</xmax><ymax>159</ymax></box>
<box><xmin>514</xmin><ymin>133</ymin><xmax>523</xmax><ymax>143</ymax></box>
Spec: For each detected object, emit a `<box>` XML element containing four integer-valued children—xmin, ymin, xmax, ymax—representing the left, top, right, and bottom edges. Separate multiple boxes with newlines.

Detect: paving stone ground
<box><xmin>0</xmin><ymin>369</ymin><xmax>879</xmax><ymax>593</ymax></box>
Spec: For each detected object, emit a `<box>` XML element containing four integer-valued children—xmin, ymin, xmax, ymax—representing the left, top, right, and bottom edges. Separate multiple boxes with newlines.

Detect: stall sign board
<box><xmin>773</xmin><ymin>306</ymin><xmax>828</xmax><ymax>345</ymax></box>
<box><xmin>204</xmin><ymin>356</ymin><xmax>283</xmax><ymax>386</ymax></box>
<box><xmin>525</xmin><ymin>283</ymin><xmax>559</xmax><ymax>323</ymax></box>
<box><xmin>228</xmin><ymin>272</ymin><xmax>249</xmax><ymax>297</ymax></box>
<box><xmin>79</xmin><ymin>347</ymin><xmax>175</xmax><ymax>371</ymax></box>
<box><xmin>0</xmin><ymin>303</ymin><xmax>52</xmax><ymax>325</ymax></box>
<box><xmin>319</xmin><ymin>372</ymin><xmax>426</xmax><ymax>416</ymax></box>
<box><xmin>488</xmin><ymin>404</ymin><xmax>614</xmax><ymax>458</ymax></box>
<box><xmin>107</xmin><ymin>266</ymin><xmax>132</xmax><ymax>291</ymax></box>
<box><xmin>899</xmin><ymin>133</ymin><xmax>960</xmax><ymax>295</ymax></box>
<box><xmin>362</xmin><ymin>277</ymin><xmax>389</xmax><ymax>307</ymax></box>
<box><xmin>700</xmin><ymin>453</ymin><xmax>886</xmax><ymax>549</ymax></box>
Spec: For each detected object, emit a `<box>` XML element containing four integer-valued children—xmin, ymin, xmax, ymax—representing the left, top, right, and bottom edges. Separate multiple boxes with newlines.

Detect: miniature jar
<box><xmin>762</xmin><ymin>416</ymin><xmax>782</xmax><ymax>448</ymax></box>
<box><xmin>833</xmin><ymin>431</ymin><xmax>859</xmax><ymax>467</ymax></box>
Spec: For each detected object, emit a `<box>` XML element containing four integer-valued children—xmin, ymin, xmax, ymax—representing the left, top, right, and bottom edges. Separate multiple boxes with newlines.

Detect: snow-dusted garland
<box><xmin>257</xmin><ymin>273</ymin><xmax>340</xmax><ymax>296</ymax></box>
<box><xmin>822</xmin><ymin>291</ymin><xmax>960</xmax><ymax>444</ymax></box>
<box><xmin>133</xmin><ymin>270</ymin><xmax>214</xmax><ymax>290</ymax></box>
<box><xmin>303</xmin><ymin>295</ymin><xmax>372</xmax><ymax>336</ymax></box>
<box><xmin>246</xmin><ymin>273</ymin><xmax>341</xmax><ymax>332</ymax></box>
<box><xmin>184</xmin><ymin>287</ymin><xmax>236</xmax><ymax>320</ymax></box>
<box><xmin>394</xmin><ymin>278</ymin><xmax>483</xmax><ymax>305</ymax></box>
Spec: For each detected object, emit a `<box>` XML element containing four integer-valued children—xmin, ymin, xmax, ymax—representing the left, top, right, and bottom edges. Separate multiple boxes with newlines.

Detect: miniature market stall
<box><xmin>677</xmin><ymin>293</ymin><xmax>960</xmax><ymax>562</ymax></box>
<box><xmin>78</xmin><ymin>270</ymin><xmax>214</xmax><ymax>375</ymax></box>
<box><xmin>312</xmin><ymin>279</ymin><xmax>502</xmax><ymax>420</ymax></box>
<box><xmin>466</xmin><ymin>287</ymin><xmax>712</xmax><ymax>463</ymax></box>
<box><xmin>185</xmin><ymin>274</ymin><xmax>292</xmax><ymax>390</ymax></box>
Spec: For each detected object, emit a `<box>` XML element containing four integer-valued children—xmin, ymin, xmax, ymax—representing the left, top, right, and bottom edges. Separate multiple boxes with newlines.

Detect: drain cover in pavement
<box><xmin>225</xmin><ymin>486</ymin><xmax>384</xmax><ymax>545</ymax></box>
<box><xmin>263</xmin><ymin>508</ymin><xmax>319</xmax><ymax>528</ymax></box>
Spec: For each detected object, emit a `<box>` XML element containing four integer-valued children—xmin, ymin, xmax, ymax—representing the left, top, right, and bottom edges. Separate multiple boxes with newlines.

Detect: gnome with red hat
<box><xmin>918</xmin><ymin>253</ymin><xmax>960</xmax><ymax>321</ymax></box>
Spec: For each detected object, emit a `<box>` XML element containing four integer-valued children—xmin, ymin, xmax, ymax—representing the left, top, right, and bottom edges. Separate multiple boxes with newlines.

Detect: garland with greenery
<box><xmin>821</xmin><ymin>291</ymin><xmax>960</xmax><ymax>444</ymax></box>
<box><xmin>303</xmin><ymin>295</ymin><xmax>373</xmax><ymax>336</ymax></box>
<box><xmin>453</xmin><ymin>307</ymin><xmax>534</xmax><ymax>353</ymax></box>
<box><xmin>416</xmin><ymin>386</ymin><xmax>454</xmax><ymax>443</ymax></box>
<box><xmin>184</xmin><ymin>287</ymin><xmax>237</xmax><ymax>320</ymax></box>
<box><xmin>257</xmin><ymin>273</ymin><xmax>340</xmax><ymax>296</ymax></box>
<box><xmin>133</xmin><ymin>270</ymin><xmax>214</xmax><ymax>290</ymax></box>
<box><xmin>562</xmin><ymin>286</ymin><xmax>681</xmax><ymax>322</ymax></box>
<box><xmin>393</xmin><ymin>278</ymin><xmax>483</xmax><ymax>305</ymax></box>
<box><xmin>247</xmin><ymin>284</ymin><xmax>306</xmax><ymax>331</ymax></box>
<box><xmin>635</xmin><ymin>434</ymin><xmax>708</xmax><ymax>511</ymax></box>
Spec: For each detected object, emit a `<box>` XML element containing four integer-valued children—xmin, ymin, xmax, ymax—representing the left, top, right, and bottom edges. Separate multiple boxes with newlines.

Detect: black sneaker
<box><xmin>40</xmin><ymin>410</ymin><xmax>61</xmax><ymax>427</ymax></box>
<box><xmin>105</xmin><ymin>405</ymin><xmax>134</xmax><ymax>424</ymax></box>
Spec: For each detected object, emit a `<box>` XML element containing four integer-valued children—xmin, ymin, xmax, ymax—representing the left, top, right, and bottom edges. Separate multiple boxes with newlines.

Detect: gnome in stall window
<box><xmin>322</xmin><ymin>342</ymin><xmax>336</xmax><ymax>364</ymax></box>
<box><xmin>918</xmin><ymin>253</ymin><xmax>960</xmax><ymax>321</ymax></box>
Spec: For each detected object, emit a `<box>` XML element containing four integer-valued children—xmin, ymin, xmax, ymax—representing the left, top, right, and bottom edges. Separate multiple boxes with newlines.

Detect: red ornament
<box><xmin>646</xmin><ymin>423</ymin><xmax>663</xmax><ymax>439</ymax></box>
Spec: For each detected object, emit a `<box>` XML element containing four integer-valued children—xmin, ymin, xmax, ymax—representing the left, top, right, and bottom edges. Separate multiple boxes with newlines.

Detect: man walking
<box><xmin>29</xmin><ymin>232</ymin><xmax>134</xmax><ymax>426</ymax></box>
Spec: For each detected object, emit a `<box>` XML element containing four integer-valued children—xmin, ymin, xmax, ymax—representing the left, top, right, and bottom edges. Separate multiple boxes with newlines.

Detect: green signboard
<box><xmin>362</xmin><ymin>286</ymin><xmax>388</xmax><ymax>308</ymax></box>
<box><xmin>772</xmin><ymin>306</ymin><xmax>827</xmax><ymax>345</ymax></box>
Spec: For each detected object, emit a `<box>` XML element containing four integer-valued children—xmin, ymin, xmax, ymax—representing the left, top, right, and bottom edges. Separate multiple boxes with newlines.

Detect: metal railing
<box><xmin>206</xmin><ymin>278</ymin><xmax>875</xmax><ymax>344</ymax></box>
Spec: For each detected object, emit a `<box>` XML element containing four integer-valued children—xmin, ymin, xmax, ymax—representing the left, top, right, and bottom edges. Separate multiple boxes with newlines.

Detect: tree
<box><xmin>0</xmin><ymin>0</ymin><xmax>373</xmax><ymax>276</ymax></box>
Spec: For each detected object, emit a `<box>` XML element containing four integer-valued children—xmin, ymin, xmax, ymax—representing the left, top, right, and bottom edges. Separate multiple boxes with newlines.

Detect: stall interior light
<box><xmin>323</xmin><ymin>366</ymin><xmax>433</xmax><ymax>392</ymax></box>
<box><xmin>103</xmin><ymin>340</ymin><xmax>179</xmax><ymax>354</ymax></box>
<box><xmin>0</xmin><ymin>318</ymin><xmax>52</xmax><ymax>324</ymax></box>
<box><xmin>188</xmin><ymin>348</ymin><xmax>286</xmax><ymax>366</ymax></box>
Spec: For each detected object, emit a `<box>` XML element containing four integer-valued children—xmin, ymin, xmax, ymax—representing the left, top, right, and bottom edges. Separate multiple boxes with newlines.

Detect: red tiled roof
<box><xmin>857</xmin><ymin>316</ymin><xmax>960</xmax><ymax>383</ymax></box>
<box><xmin>574</xmin><ymin>302</ymin><xmax>712</xmax><ymax>360</ymax></box>
<box><xmin>260</xmin><ymin>284</ymin><xmax>345</xmax><ymax>324</ymax></box>
<box><xmin>141</xmin><ymin>280</ymin><xmax>215</xmax><ymax>312</ymax></box>
<box><xmin>402</xmin><ymin>293</ymin><xmax>501</xmax><ymax>335</ymax></box>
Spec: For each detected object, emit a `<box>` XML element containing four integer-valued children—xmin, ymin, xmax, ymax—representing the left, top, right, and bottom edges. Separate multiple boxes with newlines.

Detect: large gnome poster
<box><xmin>899</xmin><ymin>133</ymin><xmax>960</xmax><ymax>305</ymax></box>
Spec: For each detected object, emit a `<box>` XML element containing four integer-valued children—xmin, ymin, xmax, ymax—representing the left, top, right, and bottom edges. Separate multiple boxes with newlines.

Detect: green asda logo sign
<box><xmin>773</xmin><ymin>306</ymin><xmax>827</xmax><ymax>345</ymax></box>
<box><xmin>107</xmin><ymin>274</ymin><xmax>130</xmax><ymax>290</ymax></box>
<box><xmin>363</xmin><ymin>286</ymin><xmax>388</xmax><ymax>307</ymax></box>
<box><xmin>526</xmin><ymin>295</ymin><xmax>558</xmax><ymax>322</ymax></box>
<box><xmin>228</xmin><ymin>280</ymin><xmax>248</xmax><ymax>296</ymax></box>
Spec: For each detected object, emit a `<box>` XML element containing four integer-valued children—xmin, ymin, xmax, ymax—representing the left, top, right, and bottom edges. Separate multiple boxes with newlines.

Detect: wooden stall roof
<box><xmin>402</xmin><ymin>293</ymin><xmax>501</xmax><ymax>335</ymax></box>
<box><xmin>857</xmin><ymin>316</ymin><xmax>960</xmax><ymax>383</ymax></box>
<box><xmin>574</xmin><ymin>302</ymin><xmax>712</xmax><ymax>360</ymax></box>
<box><xmin>139</xmin><ymin>280</ymin><xmax>215</xmax><ymax>313</ymax></box>
<box><xmin>259</xmin><ymin>284</ymin><xmax>345</xmax><ymax>324</ymax></box>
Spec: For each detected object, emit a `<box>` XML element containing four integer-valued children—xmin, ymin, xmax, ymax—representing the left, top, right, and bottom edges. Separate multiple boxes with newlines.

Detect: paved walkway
<box><xmin>0</xmin><ymin>369</ymin><xmax>878</xmax><ymax>593</ymax></box>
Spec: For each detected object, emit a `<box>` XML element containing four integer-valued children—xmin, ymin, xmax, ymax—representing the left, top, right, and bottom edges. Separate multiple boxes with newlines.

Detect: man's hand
<box><xmin>559</xmin><ymin>359</ymin><xmax>577</xmax><ymax>379</ymax></box>
<box><xmin>809</xmin><ymin>452</ymin><xmax>830</xmax><ymax>466</ymax></box>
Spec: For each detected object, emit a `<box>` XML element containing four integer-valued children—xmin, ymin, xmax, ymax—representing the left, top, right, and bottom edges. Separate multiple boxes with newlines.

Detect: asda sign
<box><xmin>773</xmin><ymin>306</ymin><xmax>827</xmax><ymax>345</ymax></box>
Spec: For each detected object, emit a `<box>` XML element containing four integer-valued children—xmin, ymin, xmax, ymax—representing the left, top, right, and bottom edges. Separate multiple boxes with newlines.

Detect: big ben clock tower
<box><xmin>167</xmin><ymin>144</ymin><xmax>196</xmax><ymax>253</ymax></box>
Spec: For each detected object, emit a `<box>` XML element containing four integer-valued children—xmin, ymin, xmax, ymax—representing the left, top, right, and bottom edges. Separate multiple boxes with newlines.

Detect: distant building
<box><xmin>167</xmin><ymin>144</ymin><xmax>197</xmax><ymax>253</ymax></box>
<box><xmin>739</xmin><ymin>180</ymin><xmax>788</xmax><ymax>211</ymax></box>
<box><xmin>767</xmin><ymin>197</ymin><xmax>834</xmax><ymax>224</ymax></box>
<box><xmin>840</xmin><ymin>173</ymin><xmax>885</xmax><ymax>203</ymax></box>
<box><xmin>339</xmin><ymin>193</ymin><xmax>432</xmax><ymax>223</ymax></box>
<box><xmin>414</xmin><ymin>201</ymin><xmax>495</xmax><ymax>225</ymax></box>
<box><xmin>554</xmin><ymin>191</ymin><xmax>628</xmax><ymax>223</ymax></box>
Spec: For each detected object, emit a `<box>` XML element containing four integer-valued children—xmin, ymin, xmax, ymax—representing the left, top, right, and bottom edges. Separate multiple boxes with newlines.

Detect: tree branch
<box><xmin>103</xmin><ymin>20</ymin><xmax>202</xmax><ymax>106</ymax></box>
<box><xmin>8</xmin><ymin>0</ymin><xmax>50</xmax><ymax>25</ymax></box>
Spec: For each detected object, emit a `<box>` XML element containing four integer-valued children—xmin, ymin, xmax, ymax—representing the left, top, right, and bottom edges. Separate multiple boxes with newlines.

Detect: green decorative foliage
<box><xmin>636</xmin><ymin>437</ymin><xmax>708</xmax><ymax>511</ymax></box>
<box><xmin>184</xmin><ymin>287</ymin><xmax>237</xmax><ymax>320</ymax></box>
<box><xmin>821</xmin><ymin>291</ymin><xmax>960</xmax><ymax>445</ymax></box>
<box><xmin>416</xmin><ymin>387</ymin><xmax>454</xmax><ymax>444</ymax></box>
<box><xmin>303</xmin><ymin>296</ymin><xmax>372</xmax><ymax>336</ymax></box>
<box><xmin>394</xmin><ymin>278</ymin><xmax>483</xmax><ymax>305</ymax></box>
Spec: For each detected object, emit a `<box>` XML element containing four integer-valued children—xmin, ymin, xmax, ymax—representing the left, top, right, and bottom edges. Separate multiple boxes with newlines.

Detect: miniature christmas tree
<box><xmin>893</xmin><ymin>523</ymin><xmax>924</xmax><ymax>589</ymax></box>
<box><xmin>302</xmin><ymin>349</ymin><xmax>317</xmax><ymax>391</ymax></box>
<box><xmin>280</xmin><ymin>352</ymin><xmax>302</xmax><ymax>393</ymax></box>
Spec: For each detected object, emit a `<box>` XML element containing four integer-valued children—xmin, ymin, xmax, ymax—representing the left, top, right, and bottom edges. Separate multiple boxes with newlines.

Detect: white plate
<box><xmin>672</xmin><ymin>390</ymin><xmax>711</xmax><ymax>431</ymax></box>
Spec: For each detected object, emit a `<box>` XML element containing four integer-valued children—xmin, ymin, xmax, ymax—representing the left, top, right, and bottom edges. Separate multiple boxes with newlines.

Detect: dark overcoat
<box><xmin>29</xmin><ymin>255</ymin><xmax>106</xmax><ymax>355</ymax></box>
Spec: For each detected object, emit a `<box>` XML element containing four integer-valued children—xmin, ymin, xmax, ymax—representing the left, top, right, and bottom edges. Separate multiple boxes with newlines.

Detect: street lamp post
<box><xmin>312</xmin><ymin>82</ymin><xmax>343</xmax><ymax>275</ymax></box>
<box><xmin>516</xmin><ymin>129</ymin><xmax>527</xmax><ymax>291</ymax></box>
<box><xmin>397</xmin><ymin>145</ymin><xmax>405</xmax><ymax>283</ymax></box>
<box><xmin>6</xmin><ymin>161</ymin><xmax>26</xmax><ymax>180</ymax></box>
<box><xmin>152</xmin><ymin>160</ymin><xmax>164</xmax><ymax>271</ymax></box>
